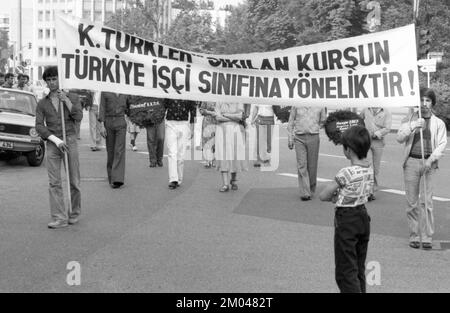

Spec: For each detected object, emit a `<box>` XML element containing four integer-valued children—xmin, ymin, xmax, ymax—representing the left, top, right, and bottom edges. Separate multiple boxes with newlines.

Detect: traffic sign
<box><xmin>417</xmin><ymin>58</ymin><xmax>437</xmax><ymax>73</ymax></box>
<box><xmin>428</xmin><ymin>52</ymin><xmax>444</xmax><ymax>63</ymax></box>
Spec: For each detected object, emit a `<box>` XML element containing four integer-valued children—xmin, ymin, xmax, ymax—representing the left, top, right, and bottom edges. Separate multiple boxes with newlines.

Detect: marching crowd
<box><xmin>2</xmin><ymin>66</ymin><xmax>445</xmax><ymax>293</ymax></box>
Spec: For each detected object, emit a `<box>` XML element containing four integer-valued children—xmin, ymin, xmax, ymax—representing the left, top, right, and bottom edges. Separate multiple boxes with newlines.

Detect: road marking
<box><xmin>278</xmin><ymin>173</ymin><xmax>332</xmax><ymax>182</ymax></box>
<box><xmin>137</xmin><ymin>152</ymin><xmax>168</xmax><ymax>158</ymax></box>
<box><xmin>320</xmin><ymin>153</ymin><xmax>347</xmax><ymax>159</ymax></box>
<box><xmin>319</xmin><ymin>153</ymin><xmax>386</xmax><ymax>163</ymax></box>
<box><xmin>381</xmin><ymin>189</ymin><xmax>450</xmax><ymax>201</ymax></box>
<box><xmin>278</xmin><ymin>174</ymin><xmax>450</xmax><ymax>202</ymax></box>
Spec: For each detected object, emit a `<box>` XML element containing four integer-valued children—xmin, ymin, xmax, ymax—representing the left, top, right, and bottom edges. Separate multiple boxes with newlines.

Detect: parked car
<box><xmin>0</xmin><ymin>87</ymin><xmax>45</xmax><ymax>166</ymax></box>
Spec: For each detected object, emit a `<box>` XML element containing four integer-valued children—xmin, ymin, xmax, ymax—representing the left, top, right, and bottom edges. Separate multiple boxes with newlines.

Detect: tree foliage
<box><xmin>0</xmin><ymin>30</ymin><xmax>9</xmax><ymax>71</ymax></box>
<box><xmin>162</xmin><ymin>10</ymin><xmax>216</xmax><ymax>53</ymax></box>
<box><xmin>106</xmin><ymin>0</ymin><xmax>170</xmax><ymax>40</ymax></box>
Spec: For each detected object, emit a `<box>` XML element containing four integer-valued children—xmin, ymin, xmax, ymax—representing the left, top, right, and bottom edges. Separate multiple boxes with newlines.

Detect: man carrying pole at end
<box><xmin>396</xmin><ymin>87</ymin><xmax>447</xmax><ymax>249</ymax></box>
<box><xmin>35</xmin><ymin>66</ymin><xmax>83</xmax><ymax>229</ymax></box>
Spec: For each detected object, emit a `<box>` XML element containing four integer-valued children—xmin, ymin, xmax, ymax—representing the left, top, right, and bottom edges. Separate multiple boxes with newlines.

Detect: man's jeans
<box><xmin>105</xmin><ymin>117</ymin><xmax>127</xmax><ymax>185</ymax></box>
<box><xmin>293</xmin><ymin>133</ymin><xmax>320</xmax><ymax>197</ymax></box>
<box><xmin>146</xmin><ymin>121</ymin><xmax>165</xmax><ymax>164</ymax></box>
<box><xmin>403</xmin><ymin>157</ymin><xmax>435</xmax><ymax>243</ymax></box>
<box><xmin>334</xmin><ymin>205</ymin><xmax>370</xmax><ymax>293</ymax></box>
<box><xmin>46</xmin><ymin>135</ymin><xmax>81</xmax><ymax>221</ymax></box>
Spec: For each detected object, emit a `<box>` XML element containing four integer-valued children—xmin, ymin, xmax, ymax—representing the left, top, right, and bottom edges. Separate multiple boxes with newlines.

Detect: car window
<box><xmin>0</xmin><ymin>90</ymin><xmax>37</xmax><ymax>115</ymax></box>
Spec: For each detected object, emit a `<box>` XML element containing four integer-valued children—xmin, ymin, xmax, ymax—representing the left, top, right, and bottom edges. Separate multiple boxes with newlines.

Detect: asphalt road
<box><xmin>0</xmin><ymin>113</ymin><xmax>449</xmax><ymax>293</ymax></box>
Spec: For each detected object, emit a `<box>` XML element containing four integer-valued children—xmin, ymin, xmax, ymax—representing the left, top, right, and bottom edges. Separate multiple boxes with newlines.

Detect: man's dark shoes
<box><xmin>368</xmin><ymin>194</ymin><xmax>376</xmax><ymax>201</ymax></box>
<box><xmin>157</xmin><ymin>160</ymin><xmax>163</xmax><ymax>167</ymax></box>
<box><xmin>300</xmin><ymin>196</ymin><xmax>311</xmax><ymax>201</ymax></box>
<box><xmin>111</xmin><ymin>182</ymin><xmax>123</xmax><ymax>189</ymax></box>
<box><xmin>168</xmin><ymin>181</ymin><xmax>178</xmax><ymax>189</ymax></box>
<box><xmin>422</xmin><ymin>242</ymin><xmax>432</xmax><ymax>250</ymax></box>
<box><xmin>149</xmin><ymin>162</ymin><xmax>157</xmax><ymax>167</ymax></box>
<box><xmin>409</xmin><ymin>241</ymin><xmax>420</xmax><ymax>249</ymax></box>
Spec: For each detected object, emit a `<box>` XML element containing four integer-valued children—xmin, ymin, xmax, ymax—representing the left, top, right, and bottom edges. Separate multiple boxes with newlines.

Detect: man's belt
<box><xmin>409</xmin><ymin>154</ymin><xmax>430</xmax><ymax>159</ymax></box>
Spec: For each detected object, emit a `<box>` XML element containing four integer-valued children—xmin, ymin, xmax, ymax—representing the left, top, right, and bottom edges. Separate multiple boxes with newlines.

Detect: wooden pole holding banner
<box><xmin>59</xmin><ymin>94</ymin><xmax>72</xmax><ymax>217</ymax></box>
<box><xmin>413</xmin><ymin>0</ymin><xmax>429</xmax><ymax>248</ymax></box>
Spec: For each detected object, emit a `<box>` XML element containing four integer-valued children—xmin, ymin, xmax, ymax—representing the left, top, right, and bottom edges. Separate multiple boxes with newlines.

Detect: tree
<box><xmin>0</xmin><ymin>30</ymin><xmax>9</xmax><ymax>72</ymax></box>
<box><xmin>214</xmin><ymin>3</ymin><xmax>255</xmax><ymax>54</ymax></box>
<box><xmin>162</xmin><ymin>9</ymin><xmax>216</xmax><ymax>53</ymax></box>
<box><xmin>106</xmin><ymin>0</ymin><xmax>171</xmax><ymax>40</ymax></box>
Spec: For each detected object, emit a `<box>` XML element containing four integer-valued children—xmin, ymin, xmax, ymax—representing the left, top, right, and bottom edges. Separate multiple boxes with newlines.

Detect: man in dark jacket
<box><xmin>35</xmin><ymin>66</ymin><xmax>83</xmax><ymax>229</ymax></box>
<box><xmin>127</xmin><ymin>96</ymin><xmax>166</xmax><ymax>167</ymax></box>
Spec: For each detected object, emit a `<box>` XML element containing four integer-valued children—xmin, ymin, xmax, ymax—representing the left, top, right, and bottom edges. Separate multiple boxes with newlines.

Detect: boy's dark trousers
<box><xmin>334</xmin><ymin>205</ymin><xmax>371</xmax><ymax>293</ymax></box>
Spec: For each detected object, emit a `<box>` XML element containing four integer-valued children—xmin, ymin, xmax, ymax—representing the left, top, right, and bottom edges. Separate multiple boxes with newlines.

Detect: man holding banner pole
<box><xmin>35</xmin><ymin>66</ymin><xmax>83</xmax><ymax>229</ymax></box>
<box><xmin>396</xmin><ymin>87</ymin><xmax>447</xmax><ymax>249</ymax></box>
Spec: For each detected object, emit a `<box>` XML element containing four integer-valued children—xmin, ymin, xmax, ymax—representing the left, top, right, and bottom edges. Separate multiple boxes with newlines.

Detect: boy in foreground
<box><xmin>320</xmin><ymin>125</ymin><xmax>374</xmax><ymax>293</ymax></box>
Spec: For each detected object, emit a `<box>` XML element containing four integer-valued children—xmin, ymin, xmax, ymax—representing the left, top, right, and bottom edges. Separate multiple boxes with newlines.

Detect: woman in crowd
<box><xmin>215</xmin><ymin>102</ymin><xmax>248</xmax><ymax>192</ymax></box>
<box><xmin>199</xmin><ymin>102</ymin><xmax>217</xmax><ymax>168</ymax></box>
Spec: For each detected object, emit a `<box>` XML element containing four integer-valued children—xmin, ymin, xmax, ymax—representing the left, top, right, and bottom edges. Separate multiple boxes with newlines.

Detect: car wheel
<box><xmin>27</xmin><ymin>142</ymin><xmax>45</xmax><ymax>166</ymax></box>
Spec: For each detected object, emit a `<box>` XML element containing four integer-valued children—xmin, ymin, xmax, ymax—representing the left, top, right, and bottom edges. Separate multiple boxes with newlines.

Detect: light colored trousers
<box><xmin>46</xmin><ymin>135</ymin><xmax>81</xmax><ymax>221</ymax></box>
<box><xmin>294</xmin><ymin>133</ymin><xmax>320</xmax><ymax>197</ymax></box>
<box><xmin>369</xmin><ymin>138</ymin><xmax>385</xmax><ymax>192</ymax></box>
<box><xmin>256</xmin><ymin>124</ymin><xmax>273</xmax><ymax>162</ymax></box>
<box><xmin>89</xmin><ymin>105</ymin><xmax>102</xmax><ymax>148</ymax></box>
<box><xmin>166</xmin><ymin>120</ymin><xmax>190</xmax><ymax>183</ymax></box>
<box><xmin>403</xmin><ymin>157</ymin><xmax>435</xmax><ymax>243</ymax></box>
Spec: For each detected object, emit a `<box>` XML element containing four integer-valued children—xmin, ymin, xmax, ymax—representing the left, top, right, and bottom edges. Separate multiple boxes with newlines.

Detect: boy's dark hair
<box><xmin>341</xmin><ymin>125</ymin><xmax>371</xmax><ymax>160</ymax></box>
<box><xmin>42</xmin><ymin>66</ymin><xmax>58</xmax><ymax>81</ymax></box>
<box><xmin>0</xmin><ymin>72</ymin><xmax>5</xmax><ymax>78</ymax></box>
<box><xmin>5</xmin><ymin>73</ymin><xmax>14</xmax><ymax>79</ymax></box>
<box><xmin>18</xmin><ymin>73</ymin><xmax>25</xmax><ymax>80</ymax></box>
<box><xmin>420</xmin><ymin>87</ymin><xmax>436</xmax><ymax>106</ymax></box>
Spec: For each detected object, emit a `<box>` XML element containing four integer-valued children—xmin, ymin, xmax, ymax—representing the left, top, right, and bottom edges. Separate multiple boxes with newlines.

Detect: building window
<box><xmin>38</xmin><ymin>47</ymin><xmax>43</xmax><ymax>57</ymax></box>
<box><xmin>46</xmin><ymin>47</ymin><xmax>51</xmax><ymax>57</ymax></box>
<box><xmin>53</xmin><ymin>29</ymin><xmax>56</xmax><ymax>39</ymax></box>
<box><xmin>45</xmin><ymin>11</ymin><xmax>51</xmax><ymax>21</ymax></box>
<box><xmin>105</xmin><ymin>0</ymin><xmax>114</xmax><ymax>21</ymax></box>
<box><xmin>83</xmin><ymin>0</ymin><xmax>92</xmax><ymax>20</ymax></box>
<box><xmin>53</xmin><ymin>48</ymin><xmax>57</xmax><ymax>56</ymax></box>
<box><xmin>38</xmin><ymin>11</ymin><xmax>43</xmax><ymax>22</ymax></box>
<box><xmin>38</xmin><ymin>29</ymin><xmax>43</xmax><ymax>39</ymax></box>
<box><xmin>94</xmin><ymin>0</ymin><xmax>102</xmax><ymax>22</ymax></box>
<box><xmin>46</xmin><ymin>29</ymin><xmax>51</xmax><ymax>39</ymax></box>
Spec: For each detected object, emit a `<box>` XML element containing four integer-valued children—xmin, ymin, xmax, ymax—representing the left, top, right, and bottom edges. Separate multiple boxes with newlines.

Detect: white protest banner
<box><xmin>55</xmin><ymin>14</ymin><xmax>420</xmax><ymax>108</ymax></box>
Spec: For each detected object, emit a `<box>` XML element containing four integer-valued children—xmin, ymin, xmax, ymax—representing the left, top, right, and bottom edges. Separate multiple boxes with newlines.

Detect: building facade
<box><xmin>27</xmin><ymin>0</ymin><xmax>239</xmax><ymax>81</ymax></box>
<box><xmin>31</xmin><ymin>0</ymin><xmax>135</xmax><ymax>81</ymax></box>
